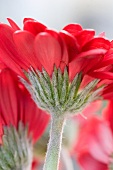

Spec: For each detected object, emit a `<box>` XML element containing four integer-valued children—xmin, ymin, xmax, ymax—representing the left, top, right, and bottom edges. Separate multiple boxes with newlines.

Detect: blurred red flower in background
<box><xmin>75</xmin><ymin>100</ymin><xmax>102</xmax><ymax>128</ymax></box>
<box><xmin>74</xmin><ymin>102</ymin><xmax>113</xmax><ymax>170</ymax></box>
<box><xmin>0</xmin><ymin>68</ymin><xmax>50</xmax><ymax>144</ymax></box>
<box><xmin>103</xmin><ymin>100</ymin><xmax>113</xmax><ymax>133</ymax></box>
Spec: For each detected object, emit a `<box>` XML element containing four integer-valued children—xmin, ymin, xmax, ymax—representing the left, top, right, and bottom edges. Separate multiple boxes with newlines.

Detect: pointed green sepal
<box><xmin>21</xmin><ymin>67</ymin><xmax>102</xmax><ymax>116</ymax></box>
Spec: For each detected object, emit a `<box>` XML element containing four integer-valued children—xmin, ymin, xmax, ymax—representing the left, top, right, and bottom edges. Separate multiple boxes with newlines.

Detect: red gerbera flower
<box><xmin>0</xmin><ymin>19</ymin><xmax>112</xmax><ymax>109</ymax></box>
<box><xmin>0</xmin><ymin>18</ymin><xmax>112</xmax><ymax>117</ymax></box>
<box><xmin>74</xmin><ymin>109</ymin><xmax>113</xmax><ymax>170</ymax></box>
<box><xmin>0</xmin><ymin>68</ymin><xmax>50</xmax><ymax>144</ymax></box>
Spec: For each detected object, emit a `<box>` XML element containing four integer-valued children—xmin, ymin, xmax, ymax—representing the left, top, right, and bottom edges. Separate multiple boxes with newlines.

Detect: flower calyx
<box><xmin>21</xmin><ymin>66</ymin><xmax>102</xmax><ymax>116</ymax></box>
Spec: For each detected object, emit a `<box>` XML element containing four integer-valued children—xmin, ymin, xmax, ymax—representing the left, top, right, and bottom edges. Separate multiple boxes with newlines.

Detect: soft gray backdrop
<box><xmin>1</xmin><ymin>0</ymin><xmax>113</xmax><ymax>39</ymax></box>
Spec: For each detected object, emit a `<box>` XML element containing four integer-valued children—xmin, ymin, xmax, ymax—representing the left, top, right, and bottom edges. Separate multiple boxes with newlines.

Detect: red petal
<box><xmin>60</xmin><ymin>31</ymin><xmax>79</xmax><ymax>62</ymax></box>
<box><xmin>24</xmin><ymin>20</ymin><xmax>46</xmax><ymax>35</ymax></box>
<box><xmin>13</xmin><ymin>30</ymin><xmax>42</xmax><ymax>70</ymax></box>
<box><xmin>0</xmin><ymin>69</ymin><xmax>19</xmax><ymax>127</ymax></box>
<box><xmin>88</xmin><ymin>120</ymin><xmax>113</xmax><ymax>163</ymax></box>
<box><xmin>63</xmin><ymin>23</ymin><xmax>82</xmax><ymax>36</ymax></box>
<box><xmin>69</xmin><ymin>58</ymin><xmax>85</xmax><ymax>81</ymax></box>
<box><xmin>103</xmin><ymin>101</ymin><xmax>113</xmax><ymax>134</ymax></box>
<box><xmin>82</xmin><ymin>37</ymin><xmax>110</xmax><ymax>51</ymax></box>
<box><xmin>89</xmin><ymin>71</ymin><xmax>113</xmax><ymax>80</ymax></box>
<box><xmin>102</xmin><ymin>83</ymin><xmax>113</xmax><ymax>99</ymax></box>
<box><xmin>34</xmin><ymin>32</ymin><xmax>62</xmax><ymax>75</ymax></box>
<box><xmin>0</xmin><ymin>68</ymin><xmax>50</xmax><ymax>143</ymax></box>
<box><xmin>19</xmin><ymin>87</ymin><xmax>50</xmax><ymax>142</ymax></box>
<box><xmin>75</xmin><ymin>117</ymin><xmax>113</xmax><ymax>164</ymax></box>
<box><xmin>0</xmin><ymin>24</ymin><xmax>26</xmax><ymax>76</ymax></box>
<box><xmin>7</xmin><ymin>18</ymin><xmax>20</xmax><ymax>31</ymax></box>
<box><xmin>0</xmin><ymin>111</ymin><xmax>4</xmax><ymax>144</ymax></box>
<box><xmin>23</xmin><ymin>18</ymin><xmax>35</xmax><ymax>23</ymax></box>
<box><xmin>103</xmin><ymin>92</ymin><xmax>113</xmax><ymax>100</ymax></box>
<box><xmin>94</xmin><ymin>55</ymin><xmax>113</xmax><ymax>69</ymax></box>
<box><xmin>78</xmin><ymin>152</ymin><xmax>107</xmax><ymax>170</ymax></box>
<box><xmin>0</xmin><ymin>61</ymin><xmax>7</xmax><ymax>70</ymax></box>
<box><xmin>76</xmin><ymin>100</ymin><xmax>102</xmax><ymax>127</ymax></box>
<box><xmin>45</xmin><ymin>29</ymin><xmax>69</xmax><ymax>68</ymax></box>
<box><xmin>76</xmin><ymin>29</ymin><xmax>95</xmax><ymax>48</ymax></box>
<box><xmin>76</xmin><ymin>49</ymin><xmax>106</xmax><ymax>58</ymax></box>
<box><xmin>69</xmin><ymin>52</ymin><xmax>103</xmax><ymax>81</ymax></box>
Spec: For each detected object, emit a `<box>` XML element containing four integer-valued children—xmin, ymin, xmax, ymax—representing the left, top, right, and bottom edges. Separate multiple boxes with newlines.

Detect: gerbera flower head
<box><xmin>0</xmin><ymin>18</ymin><xmax>113</xmax><ymax>116</ymax></box>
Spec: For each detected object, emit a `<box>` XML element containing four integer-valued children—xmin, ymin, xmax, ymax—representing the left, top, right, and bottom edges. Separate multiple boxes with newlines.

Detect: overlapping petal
<box><xmin>78</xmin><ymin>152</ymin><xmax>107</xmax><ymax>170</ymax></box>
<box><xmin>23</xmin><ymin>18</ymin><xmax>47</xmax><ymax>35</ymax></box>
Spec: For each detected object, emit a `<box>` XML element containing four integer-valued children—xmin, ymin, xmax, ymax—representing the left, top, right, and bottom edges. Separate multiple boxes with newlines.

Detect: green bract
<box><xmin>21</xmin><ymin>66</ymin><xmax>102</xmax><ymax>116</ymax></box>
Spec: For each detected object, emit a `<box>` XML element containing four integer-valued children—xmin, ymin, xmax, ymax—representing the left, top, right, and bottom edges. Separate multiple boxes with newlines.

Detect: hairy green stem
<box><xmin>43</xmin><ymin>114</ymin><xmax>65</xmax><ymax>170</ymax></box>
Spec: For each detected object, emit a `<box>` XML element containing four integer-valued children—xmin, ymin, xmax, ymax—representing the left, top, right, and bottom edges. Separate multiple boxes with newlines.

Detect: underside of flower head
<box><xmin>20</xmin><ymin>66</ymin><xmax>103</xmax><ymax>116</ymax></box>
<box><xmin>0</xmin><ymin>18</ymin><xmax>112</xmax><ymax>125</ymax></box>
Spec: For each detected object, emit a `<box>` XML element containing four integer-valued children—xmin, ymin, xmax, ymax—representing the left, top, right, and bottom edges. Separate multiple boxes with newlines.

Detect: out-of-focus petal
<box><xmin>78</xmin><ymin>152</ymin><xmax>107</xmax><ymax>170</ymax></box>
<box><xmin>99</xmin><ymin>32</ymin><xmax>106</xmax><ymax>37</ymax></box>
<box><xmin>75</xmin><ymin>116</ymin><xmax>113</xmax><ymax>166</ymax></box>
<box><xmin>88</xmin><ymin>122</ymin><xmax>113</xmax><ymax>163</ymax></box>
<box><xmin>76</xmin><ymin>101</ymin><xmax>102</xmax><ymax>127</ymax></box>
<box><xmin>0</xmin><ymin>69</ymin><xmax>19</xmax><ymax>126</ymax></box>
<box><xmin>103</xmin><ymin>101</ymin><xmax>113</xmax><ymax>133</ymax></box>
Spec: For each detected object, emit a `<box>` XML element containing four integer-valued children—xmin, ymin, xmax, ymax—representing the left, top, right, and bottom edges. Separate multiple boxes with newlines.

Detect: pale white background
<box><xmin>0</xmin><ymin>0</ymin><xmax>113</xmax><ymax>39</ymax></box>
